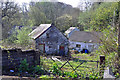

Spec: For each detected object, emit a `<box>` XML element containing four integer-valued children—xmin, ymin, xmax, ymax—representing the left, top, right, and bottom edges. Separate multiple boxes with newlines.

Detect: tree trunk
<box><xmin>118</xmin><ymin>2</ymin><xmax>120</xmax><ymax>57</ymax></box>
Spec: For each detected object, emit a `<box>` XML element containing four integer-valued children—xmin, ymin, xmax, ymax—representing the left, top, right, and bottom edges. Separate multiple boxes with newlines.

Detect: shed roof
<box><xmin>65</xmin><ymin>27</ymin><xmax>78</xmax><ymax>34</ymax></box>
<box><xmin>29</xmin><ymin>24</ymin><xmax>51</xmax><ymax>39</ymax></box>
<box><xmin>69</xmin><ymin>31</ymin><xmax>100</xmax><ymax>43</ymax></box>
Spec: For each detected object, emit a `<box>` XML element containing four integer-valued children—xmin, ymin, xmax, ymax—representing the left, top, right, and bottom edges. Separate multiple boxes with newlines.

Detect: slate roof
<box><xmin>69</xmin><ymin>31</ymin><xmax>100</xmax><ymax>43</ymax></box>
<box><xmin>29</xmin><ymin>24</ymin><xmax>51</xmax><ymax>39</ymax></box>
<box><xmin>65</xmin><ymin>27</ymin><xmax>77</xmax><ymax>34</ymax></box>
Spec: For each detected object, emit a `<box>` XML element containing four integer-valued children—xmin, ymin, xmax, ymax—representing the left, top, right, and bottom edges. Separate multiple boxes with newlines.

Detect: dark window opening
<box><xmin>46</xmin><ymin>33</ymin><xmax>49</xmax><ymax>38</ymax></box>
<box><xmin>76</xmin><ymin>44</ymin><xmax>81</xmax><ymax>48</ymax></box>
<box><xmin>49</xmin><ymin>46</ymin><xmax>52</xmax><ymax>48</ymax></box>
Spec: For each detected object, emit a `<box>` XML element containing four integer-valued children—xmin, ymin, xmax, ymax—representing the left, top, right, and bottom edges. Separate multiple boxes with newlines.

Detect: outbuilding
<box><xmin>29</xmin><ymin>24</ymin><xmax>69</xmax><ymax>55</ymax></box>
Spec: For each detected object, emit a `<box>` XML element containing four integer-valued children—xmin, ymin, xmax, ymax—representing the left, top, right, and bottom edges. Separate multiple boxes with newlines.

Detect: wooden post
<box><xmin>100</xmin><ymin>55</ymin><xmax>105</xmax><ymax>76</ymax></box>
<box><xmin>34</xmin><ymin>51</ymin><xmax>40</xmax><ymax>65</ymax></box>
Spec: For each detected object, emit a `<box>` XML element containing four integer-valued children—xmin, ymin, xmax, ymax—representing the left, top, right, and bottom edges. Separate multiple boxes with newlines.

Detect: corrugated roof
<box><xmin>29</xmin><ymin>24</ymin><xmax>51</xmax><ymax>39</ymax></box>
<box><xmin>69</xmin><ymin>31</ymin><xmax>100</xmax><ymax>43</ymax></box>
<box><xmin>65</xmin><ymin>27</ymin><xmax>77</xmax><ymax>34</ymax></box>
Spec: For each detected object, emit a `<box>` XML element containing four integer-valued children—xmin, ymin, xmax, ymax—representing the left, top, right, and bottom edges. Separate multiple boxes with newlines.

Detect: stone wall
<box><xmin>1</xmin><ymin>48</ymin><xmax>40</xmax><ymax>72</ymax></box>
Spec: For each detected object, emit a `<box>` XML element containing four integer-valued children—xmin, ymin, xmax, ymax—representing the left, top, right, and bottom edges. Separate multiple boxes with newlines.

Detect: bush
<box><xmin>19</xmin><ymin>59</ymin><xmax>29</xmax><ymax>73</ymax></box>
<box><xmin>15</xmin><ymin>27</ymin><xmax>32</xmax><ymax>46</ymax></box>
<box><xmin>51</xmin><ymin>63</ymin><xmax>62</xmax><ymax>76</ymax></box>
<box><xmin>34</xmin><ymin>65</ymin><xmax>45</xmax><ymax>75</ymax></box>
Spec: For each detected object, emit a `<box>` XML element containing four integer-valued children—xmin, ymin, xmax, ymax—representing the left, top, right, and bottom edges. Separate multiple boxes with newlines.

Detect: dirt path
<box><xmin>0</xmin><ymin>76</ymin><xmax>36</xmax><ymax>80</ymax></box>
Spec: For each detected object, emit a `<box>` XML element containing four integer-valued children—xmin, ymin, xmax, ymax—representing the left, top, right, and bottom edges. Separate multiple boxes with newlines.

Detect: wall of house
<box><xmin>69</xmin><ymin>41</ymin><xmax>99</xmax><ymax>52</ymax></box>
<box><xmin>35</xmin><ymin>26</ymin><xmax>69</xmax><ymax>55</ymax></box>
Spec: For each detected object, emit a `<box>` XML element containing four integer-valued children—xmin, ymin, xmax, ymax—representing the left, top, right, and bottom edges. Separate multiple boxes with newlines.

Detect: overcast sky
<box><xmin>14</xmin><ymin>0</ymin><xmax>81</xmax><ymax>7</ymax></box>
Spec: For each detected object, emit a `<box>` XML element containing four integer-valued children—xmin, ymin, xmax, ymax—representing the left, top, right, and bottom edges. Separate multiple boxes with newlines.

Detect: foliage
<box><xmin>79</xmin><ymin>2</ymin><xmax>120</xmax><ymax>77</ymax></box>
<box><xmin>19</xmin><ymin>59</ymin><xmax>29</xmax><ymax>73</ymax></box>
<box><xmin>2</xmin><ymin>2</ymin><xmax>24</xmax><ymax>39</ymax></box>
<box><xmin>55</xmin><ymin>14</ymin><xmax>73</xmax><ymax>32</ymax></box>
<box><xmin>96</xmin><ymin>27</ymin><xmax>117</xmax><ymax>55</ymax></box>
<box><xmin>78</xmin><ymin>2</ymin><xmax>101</xmax><ymax>31</ymax></box>
<box><xmin>39</xmin><ymin>75</ymin><xmax>54</xmax><ymax>78</ymax></box>
<box><xmin>29</xmin><ymin>2</ymin><xmax>80</xmax><ymax>31</ymax></box>
<box><xmin>79</xmin><ymin>10</ymin><xmax>93</xmax><ymax>31</ymax></box>
<box><xmin>87</xmin><ymin>68</ymin><xmax>101</xmax><ymax>79</ymax></box>
<box><xmin>18</xmin><ymin>59</ymin><xmax>46</xmax><ymax>76</ymax></box>
<box><xmin>79</xmin><ymin>2</ymin><xmax>118</xmax><ymax>31</ymax></box>
<box><xmin>105</xmin><ymin>52</ymin><xmax>120</xmax><ymax>78</ymax></box>
<box><xmin>90</xmin><ymin>2</ymin><xmax>118</xmax><ymax>31</ymax></box>
<box><xmin>42</xmin><ymin>53</ymin><xmax>102</xmax><ymax>79</ymax></box>
<box><xmin>33</xmin><ymin>65</ymin><xmax>45</xmax><ymax>75</ymax></box>
<box><xmin>4</xmin><ymin>30</ymin><xmax>17</xmax><ymax>45</ymax></box>
<box><xmin>29</xmin><ymin>5</ymin><xmax>49</xmax><ymax>26</ymax></box>
<box><xmin>51</xmin><ymin>63</ymin><xmax>62</xmax><ymax>76</ymax></box>
<box><xmin>51</xmin><ymin>63</ymin><xmax>78</xmax><ymax>78</ymax></box>
<box><xmin>14</xmin><ymin>26</ymin><xmax>32</xmax><ymax>46</ymax></box>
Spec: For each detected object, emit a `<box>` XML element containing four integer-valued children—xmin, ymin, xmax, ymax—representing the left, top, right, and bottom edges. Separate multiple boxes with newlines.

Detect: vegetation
<box><xmin>79</xmin><ymin>2</ymin><xmax>120</xmax><ymax>78</ymax></box>
<box><xmin>19</xmin><ymin>59</ymin><xmax>29</xmax><ymax>73</ymax></box>
<box><xmin>14</xmin><ymin>27</ymin><xmax>32</xmax><ymax>46</ymax></box>
<box><xmin>18</xmin><ymin>59</ymin><xmax>46</xmax><ymax>77</ymax></box>
<box><xmin>40</xmin><ymin>53</ymin><xmax>101</xmax><ymax>79</ymax></box>
<box><xmin>1</xmin><ymin>0</ymin><xmax>120</xmax><ymax>79</ymax></box>
<box><xmin>1</xmin><ymin>1</ymin><xmax>80</xmax><ymax>48</ymax></box>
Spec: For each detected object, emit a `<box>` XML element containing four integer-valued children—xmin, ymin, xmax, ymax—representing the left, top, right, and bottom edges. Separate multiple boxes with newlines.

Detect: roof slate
<box><xmin>65</xmin><ymin>27</ymin><xmax>77</xmax><ymax>34</ymax></box>
<box><xmin>29</xmin><ymin>24</ymin><xmax>51</xmax><ymax>39</ymax></box>
<box><xmin>69</xmin><ymin>31</ymin><xmax>101</xmax><ymax>43</ymax></box>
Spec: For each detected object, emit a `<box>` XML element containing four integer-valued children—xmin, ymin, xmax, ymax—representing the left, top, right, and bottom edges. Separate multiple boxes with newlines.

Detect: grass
<box><xmin>72</xmin><ymin>53</ymin><xmax>99</xmax><ymax>61</ymax></box>
<box><xmin>41</xmin><ymin>53</ymin><xmax>100</xmax><ymax>76</ymax></box>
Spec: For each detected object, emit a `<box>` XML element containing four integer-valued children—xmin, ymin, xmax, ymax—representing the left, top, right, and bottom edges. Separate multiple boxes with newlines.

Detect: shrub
<box><xmin>19</xmin><ymin>59</ymin><xmax>29</xmax><ymax>73</ymax></box>
<box><xmin>14</xmin><ymin>27</ymin><xmax>32</xmax><ymax>46</ymax></box>
<box><xmin>34</xmin><ymin>65</ymin><xmax>45</xmax><ymax>75</ymax></box>
<box><xmin>51</xmin><ymin>63</ymin><xmax>62</xmax><ymax>76</ymax></box>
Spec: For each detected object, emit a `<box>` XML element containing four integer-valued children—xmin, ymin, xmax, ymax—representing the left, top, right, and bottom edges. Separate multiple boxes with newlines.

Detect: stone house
<box><xmin>29</xmin><ymin>24</ymin><xmax>69</xmax><ymax>55</ymax></box>
<box><xmin>69</xmin><ymin>31</ymin><xmax>100</xmax><ymax>52</ymax></box>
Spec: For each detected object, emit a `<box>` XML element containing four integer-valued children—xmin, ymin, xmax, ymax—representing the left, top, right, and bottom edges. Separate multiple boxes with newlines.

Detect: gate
<box><xmin>40</xmin><ymin>55</ymin><xmax>104</xmax><ymax>78</ymax></box>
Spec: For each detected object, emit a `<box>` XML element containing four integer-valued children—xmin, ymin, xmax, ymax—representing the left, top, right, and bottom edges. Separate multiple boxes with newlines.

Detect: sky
<box><xmin>14</xmin><ymin>0</ymin><xmax>81</xmax><ymax>7</ymax></box>
<box><xmin>58</xmin><ymin>0</ymin><xmax>80</xmax><ymax>7</ymax></box>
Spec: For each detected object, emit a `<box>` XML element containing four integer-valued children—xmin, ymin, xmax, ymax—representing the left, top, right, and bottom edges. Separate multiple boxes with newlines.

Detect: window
<box><xmin>46</xmin><ymin>33</ymin><xmax>49</xmax><ymax>38</ymax></box>
<box><xmin>49</xmin><ymin>46</ymin><xmax>52</xmax><ymax>48</ymax></box>
<box><xmin>76</xmin><ymin>44</ymin><xmax>81</xmax><ymax>48</ymax></box>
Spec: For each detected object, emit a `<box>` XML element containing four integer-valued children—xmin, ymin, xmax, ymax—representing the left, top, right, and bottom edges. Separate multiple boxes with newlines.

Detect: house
<box><xmin>69</xmin><ymin>31</ymin><xmax>100</xmax><ymax>52</ymax></box>
<box><xmin>29</xmin><ymin>24</ymin><xmax>69</xmax><ymax>55</ymax></box>
<box><xmin>64</xmin><ymin>27</ymin><xmax>79</xmax><ymax>38</ymax></box>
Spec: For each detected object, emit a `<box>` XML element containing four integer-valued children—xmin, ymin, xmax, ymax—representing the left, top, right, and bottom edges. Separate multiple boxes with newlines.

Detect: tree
<box><xmin>78</xmin><ymin>2</ymin><xmax>101</xmax><ymax>31</ymax></box>
<box><xmin>14</xmin><ymin>26</ymin><xmax>32</xmax><ymax>46</ymax></box>
<box><xmin>90</xmin><ymin>2</ymin><xmax>118</xmax><ymax>31</ymax></box>
<box><xmin>118</xmin><ymin>1</ymin><xmax>120</xmax><ymax>57</ymax></box>
<box><xmin>29</xmin><ymin>5</ymin><xmax>48</xmax><ymax>26</ymax></box>
<box><xmin>55</xmin><ymin>14</ymin><xmax>73</xmax><ymax>32</ymax></box>
<box><xmin>28</xmin><ymin>2</ymin><xmax>80</xmax><ymax>30</ymax></box>
<box><xmin>2</xmin><ymin>2</ymin><xmax>23</xmax><ymax>39</ymax></box>
<box><xmin>85</xmin><ymin>2</ymin><xmax>120</xmax><ymax>76</ymax></box>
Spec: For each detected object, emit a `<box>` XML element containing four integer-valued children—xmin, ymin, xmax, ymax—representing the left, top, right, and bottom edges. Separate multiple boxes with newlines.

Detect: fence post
<box><xmin>34</xmin><ymin>51</ymin><xmax>40</xmax><ymax>66</ymax></box>
<box><xmin>100</xmin><ymin>55</ymin><xmax>105</xmax><ymax>76</ymax></box>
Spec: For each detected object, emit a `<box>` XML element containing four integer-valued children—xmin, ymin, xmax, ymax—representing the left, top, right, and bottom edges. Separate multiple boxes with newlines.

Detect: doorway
<box><xmin>39</xmin><ymin>44</ymin><xmax>45</xmax><ymax>53</ymax></box>
<box><xmin>59</xmin><ymin>45</ymin><xmax>65</xmax><ymax>56</ymax></box>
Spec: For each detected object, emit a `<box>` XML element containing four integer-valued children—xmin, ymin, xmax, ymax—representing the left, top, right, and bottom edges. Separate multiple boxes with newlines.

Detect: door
<box><xmin>59</xmin><ymin>45</ymin><xmax>65</xmax><ymax>56</ymax></box>
<box><xmin>39</xmin><ymin>44</ymin><xmax>45</xmax><ymax>53</ymax></box>
<box><xmin>60</xmin><ymin>46</ymin><xmax>65</xmax><ymax>50</ymax></box>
